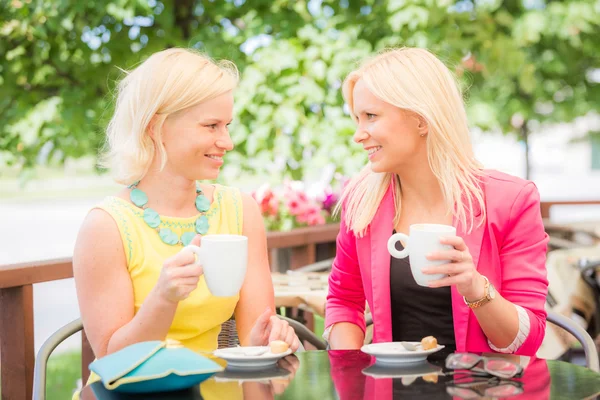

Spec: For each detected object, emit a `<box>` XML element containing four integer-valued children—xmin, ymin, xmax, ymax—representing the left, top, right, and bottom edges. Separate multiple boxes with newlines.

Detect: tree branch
<box><xmin>174</xmin><ymin>0</ymin><xmax>196</xmax><ymax>40</ymax></box>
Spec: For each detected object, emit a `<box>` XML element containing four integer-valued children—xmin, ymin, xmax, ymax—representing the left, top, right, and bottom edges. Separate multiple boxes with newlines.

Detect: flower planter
<box><xmin>266</xmin><ymin>223</ymin><xmax>340</xmax><ymax>272</ymax></box>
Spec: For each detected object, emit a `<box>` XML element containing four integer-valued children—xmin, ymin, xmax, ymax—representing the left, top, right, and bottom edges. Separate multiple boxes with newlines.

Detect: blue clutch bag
<box><xmin>89</xmin><ymin>339</ymin><xmax>223</xmax><ymax>393</ymax></box>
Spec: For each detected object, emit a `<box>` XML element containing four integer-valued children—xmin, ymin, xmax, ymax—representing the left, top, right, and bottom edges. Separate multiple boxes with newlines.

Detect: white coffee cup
<box><xmin>182</xmin><ymin>234</ymin><xmax>248</xmax><ymax>297</ymax></box>
<box><xmin>387</xmin><ymin>224</ymin><xmax>456</xmax><ymax>287</ymax></box>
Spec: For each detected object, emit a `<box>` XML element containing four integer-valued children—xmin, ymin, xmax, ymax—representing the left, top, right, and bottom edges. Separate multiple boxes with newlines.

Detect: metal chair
<box><xmin>547</xmin><ymin>309</ymin><xmax>600</xmax><ymax>372</ymax></box>
<box><xmin>33</xmin><ymin>318</ymin><xmax>83</xmax><ymax>400</ymax></box>
<box><xmin>281</xmin><ymin>315</ymin><xmax>326</xmax><ymax>350</ymax></box>
<box><xmin>33</xmin><ymin>315</ymin><xmax>325</xmax><ymax>400</ymax></box>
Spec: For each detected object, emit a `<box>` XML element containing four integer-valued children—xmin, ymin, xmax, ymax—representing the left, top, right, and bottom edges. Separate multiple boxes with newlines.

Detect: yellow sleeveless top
<box><xmin>96</xmin><ymin>184</ymin><xmax>243</xmax><ymax>352</ymax></box>
<box><xmin>75</xmin><ymin>184</ymin><xmax>244</xmax><ymax>399</ymax></box>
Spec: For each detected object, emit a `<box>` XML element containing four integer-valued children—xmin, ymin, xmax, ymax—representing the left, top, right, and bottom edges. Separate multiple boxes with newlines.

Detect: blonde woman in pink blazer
<box><xmin>325</xmin><ymin>48</ymin><xmax>549</xmax><ymax>356</ymax></box>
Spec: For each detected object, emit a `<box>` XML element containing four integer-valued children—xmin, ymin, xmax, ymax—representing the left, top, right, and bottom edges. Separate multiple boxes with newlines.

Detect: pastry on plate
<box><xmin>420</xmin><ymin>336</ymin><xmax>438</xmax><ymax>351</ymax></box>
<box><xmin>269</xmin><ymin>340</ymin><xmax>290</xmax><ymax>354</ymax></box>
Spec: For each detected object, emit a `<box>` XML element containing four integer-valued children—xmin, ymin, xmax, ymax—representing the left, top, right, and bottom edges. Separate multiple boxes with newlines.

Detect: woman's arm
<box><xmin>426</xmin><ymin>182</ymin><xmax>548</xmax><ymax>354</ymax></box>
<box><xmin>328</xmin><ymin>323</ymin><xmax>365</xmax><ymax>349</ymax></box>
<box><xmin>234</xmin><ymin>193</ymin><xmax>276</xmax><ymax>345</ymax></box>
<box><xmin>73</xmin><ymin>209</ymin><xmax>197</xmax><ymax>357</ymax></box>
<box><xmin>326</xmin><ymin>215</ymin><xmax>366</xmax><ymax>349</ymax></box>
<box><xmin>427</xmin><ymin>236</ymin><xmax>523</xmax><ymax>349</ymax></box>
<box><xmin>468</xmin><ymin>278</ymin><xmax>522</xmax><ymax>349</ymax></box>
<box><xmin>489</xmin><ymin>182</ymin><xmax>549</xmax><ymax>354</ymax></box>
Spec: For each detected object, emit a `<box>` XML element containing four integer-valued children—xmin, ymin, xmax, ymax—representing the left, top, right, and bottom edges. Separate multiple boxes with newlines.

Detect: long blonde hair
<box><xmin>336</xmin><ymin>48</ymin><xmax>485</xmax><ymax>237</ymax></box>
<box><xmin>101</xmin><ymin>48</ymin><xmax>239</xmax><ymax>185</ymax></box>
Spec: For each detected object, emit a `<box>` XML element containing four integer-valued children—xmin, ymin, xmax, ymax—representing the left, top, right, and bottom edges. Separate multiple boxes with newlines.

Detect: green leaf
<box><xmin>513</xmin><ymin>12</ymin><xmax>546</xmax><ymax>45</ymax></box>
<box><xmin>519</xmin><ymin>64</ymin><xmax>537</xmax><ymax>95</ymax></box>
<box><xmin>6</xmin><ymin>45</ymin><xmax>25</xmax><ymax>61</ymax></box>
<box><xmin>388</xmin><ymin>6</ymin><xmax>429</xmax><ymax>32</ymax></box>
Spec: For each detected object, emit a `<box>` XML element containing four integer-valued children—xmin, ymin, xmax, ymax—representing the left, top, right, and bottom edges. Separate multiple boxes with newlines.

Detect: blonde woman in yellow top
<box><xmin>73</xmin><ymin>49</ymin><xmax>300</xmax><ymax>386</ymax></box>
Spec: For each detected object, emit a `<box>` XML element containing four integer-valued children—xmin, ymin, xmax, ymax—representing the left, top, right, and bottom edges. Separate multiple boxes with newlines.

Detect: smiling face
<box><xmin>351</xmin><ymin>79</ymin><xmax>428</xmax><ymax>174</ymax></box>
<box><xmin>157</xmin><ymin>91</ymin><xmax>234</xmax><ymax>181</ymax></box>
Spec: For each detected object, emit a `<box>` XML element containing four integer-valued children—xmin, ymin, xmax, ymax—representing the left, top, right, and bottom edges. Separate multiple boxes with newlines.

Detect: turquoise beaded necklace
<box><xmin>128</xmin><ymin>181</ymin><xmax>211</xmax><ymax>246</ymax></box>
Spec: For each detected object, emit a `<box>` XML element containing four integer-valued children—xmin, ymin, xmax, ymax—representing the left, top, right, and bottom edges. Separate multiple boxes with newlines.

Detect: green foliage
<box><xmin>46</xmin><ymin>350</ymin><xmax>81</xmax><ymax>400</ymax></box>
<box><xmin>0</xmin><ymin>350</ymin><xmax>80</xmax><ymax>399</ymax></box>
<box><xmin>1</xmin><ymin>0</ymin><xmax>599</xmax><ymax>181</ymax></box>
<box><xmin>232</xmin><ymin>24</ymin><xmax>370</xmax><ymax>181</ymax></box>
<box><xmin>1</xmin><ymin>350</ymin><xmax>84</xmax><ymax>400</ymax></box>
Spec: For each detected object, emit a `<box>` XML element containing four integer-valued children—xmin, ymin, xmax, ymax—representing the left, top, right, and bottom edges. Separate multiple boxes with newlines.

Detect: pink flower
<box><xmin>266</xmin><ymin>195</ymin><xmax>279</xmax><ymax>216</ymax></box>
<box><xmin>285</xmin><ymin>185</ymin><xmax>312</xmax><ymax>217</ymax></box>
<box><xmin>322</xmin><ymin>192</ymin><xmax>338</xmax><ymax>214</ymax></box>
<box><xmin>297</xmin><ymin>191</ymin><xmax>308</xmax><ymax>202</ymax></box>
<box><xmin>296</xmin><ymin>212</ymin><xmax>309</xmax><ymax>224</ymax></box>
<box><xmin>307</xmin><ymin>211</ymin><xmax>326</xmax><ymax>226</ymax></box>
<box><xmin>252</xmin><ymin>179</ymin><xmax>344</xmax><ymax>229</ymax></box>
<box><xmin>287</xmin><ymin>197</ymin><xmax>308</xmax><ymax>216</ymax></box>
<box><xmin>252</xmin><ymin>184</ymin><xmax>279</xmax><ymax>217</ymax></box>
<box><xmin>298</xmin><ymin>204</ymin><xmax>325</xmax><ymax>226</ymax></box>
<box><xmin>252</xmin><ymin>183</ymin><xmax>270</xmax><ymax>203</ymax></box>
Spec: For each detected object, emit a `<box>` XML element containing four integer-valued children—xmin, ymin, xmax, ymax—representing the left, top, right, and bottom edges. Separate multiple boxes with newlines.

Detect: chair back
<box><xmin>546</xmin><ymin>310</ymin><xmax>600</xmax><ymax>372</ymax></box>
<box><xmin>33</xmin><ymin>318</ymin><xmax>84</xmax><ymax>400</ymax></box>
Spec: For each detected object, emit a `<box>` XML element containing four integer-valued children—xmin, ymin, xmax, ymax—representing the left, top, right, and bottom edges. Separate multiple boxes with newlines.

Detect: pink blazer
<box><xmin>326</xmin><ymin>170</ymin><xmax>549</xmax><ymax>356</ymax></box>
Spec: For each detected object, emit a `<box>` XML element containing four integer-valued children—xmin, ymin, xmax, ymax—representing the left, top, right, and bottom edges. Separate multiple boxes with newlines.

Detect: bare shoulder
<box><xmin>240</xmin><ymin>191</ymin><xmax>259</xmax><ymax>213</ymax></box>
<box><xmin>239</xmin><ymin>192</ymin><xmax>264</xmax><ymax>235</ymax></box>
<box><xmin>73</xmin><ymin>207</ymin><xmax>125</xmax><ymax>274</ymax></box>
<box><xmin>241</xmin><ymin>192</ymin><xmax>261</xmax><ymax>221</ymax></box>
<box><xmin>77</xmin><ymin>208</ymin><xmax>122</xmax><ymax>244</ymax></box>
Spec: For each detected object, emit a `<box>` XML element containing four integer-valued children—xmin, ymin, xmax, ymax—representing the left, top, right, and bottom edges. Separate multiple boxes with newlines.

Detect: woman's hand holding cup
<box><xmin>156</xmin><ymin>234</ymin><xmax>204</xmax><ymax>303</ymax></box>
<box><xmin>423</xmin><ymin>235</ymin><xmax>485</xmax><ymax>300</ymax></box>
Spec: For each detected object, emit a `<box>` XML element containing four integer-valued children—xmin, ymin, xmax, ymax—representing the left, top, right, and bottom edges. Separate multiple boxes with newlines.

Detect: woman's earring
<box><xmin>420</xmin><ymin>133</ymin><xmax>426</xmax><ymax>137</ymax></box>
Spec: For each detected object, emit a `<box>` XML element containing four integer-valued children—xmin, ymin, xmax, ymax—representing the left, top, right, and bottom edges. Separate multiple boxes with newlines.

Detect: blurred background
<box><xmin>1</xmin><ymin>0</ymin><xmax>600</xmax><ymax>398</ymax></box>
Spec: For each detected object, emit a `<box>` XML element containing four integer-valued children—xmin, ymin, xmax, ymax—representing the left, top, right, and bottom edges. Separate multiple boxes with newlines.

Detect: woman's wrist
<box><xmin>149</xmin><ymin>286</ymin><xmax>180</xmax><ymax>310</ymax></box>
<box><xmin>462</xmin><ymin>273</ymin><xmax>487</xmax><ymax>301</ymax></box>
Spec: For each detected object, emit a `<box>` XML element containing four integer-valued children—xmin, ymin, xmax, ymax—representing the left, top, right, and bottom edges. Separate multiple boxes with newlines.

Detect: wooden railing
<box><xmin>541</xmin><ymin>200</ymin><xmax>600</xmax><ymax>248</ymax></box>
<box><xmin>0</xmin><ymin>223</ymin><xmax>340</xmax><ymax>400</ymax></box>
<box><xmin>540</xmin><ymin>200</ymin><xmax>600</xmax><ymax>219</ymax></box>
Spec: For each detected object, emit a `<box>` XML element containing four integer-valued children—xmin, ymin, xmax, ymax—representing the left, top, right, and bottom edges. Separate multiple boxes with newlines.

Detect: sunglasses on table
<box><xmin>445</xmin><ymin>353</ymin><xmax>524</xmax><ymax>379</ymax></box>
<box><xmin>446</xmin><ymin>377</ymin><xmax>524</xmax><ymax>399</ymax></box>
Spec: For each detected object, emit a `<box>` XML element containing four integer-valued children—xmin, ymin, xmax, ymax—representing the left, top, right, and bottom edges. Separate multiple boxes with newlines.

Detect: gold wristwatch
<box><xmin>464</xmin><ymin>275</ymin><xmax>496</xmax><ymax>309</ymax></box>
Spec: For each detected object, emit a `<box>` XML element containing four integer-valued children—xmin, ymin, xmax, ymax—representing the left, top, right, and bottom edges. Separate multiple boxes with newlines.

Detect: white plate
<box><xmin>361</xmin><ymin>342</ymin><xmax>445</xmax><ymax>365</ymax></box>
<box><xmin>214</xmin><ymin>366</ymin><xmax>292</xmax><ymax>383</ymax></box>
<box><xmin>213</xmin><ymin>346</ymin><xmax>293</xmax><ymax>370</ymax></box>
<box><xmin>362</xmin><ymin>362</ymin><xmax>443</xmax><ymax>380</ymax></box>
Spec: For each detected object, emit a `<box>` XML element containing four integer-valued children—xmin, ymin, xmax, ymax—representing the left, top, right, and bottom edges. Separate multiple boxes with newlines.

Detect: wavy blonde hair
<box><xmin>336</xmin><ymin>48</ymin><xmax>485</xmax><ymax>237</ymax></box>
<box><xmin>100</xmin><ymin>48</ymin><xmax>239</xmax><ymax>184</ymax></box>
